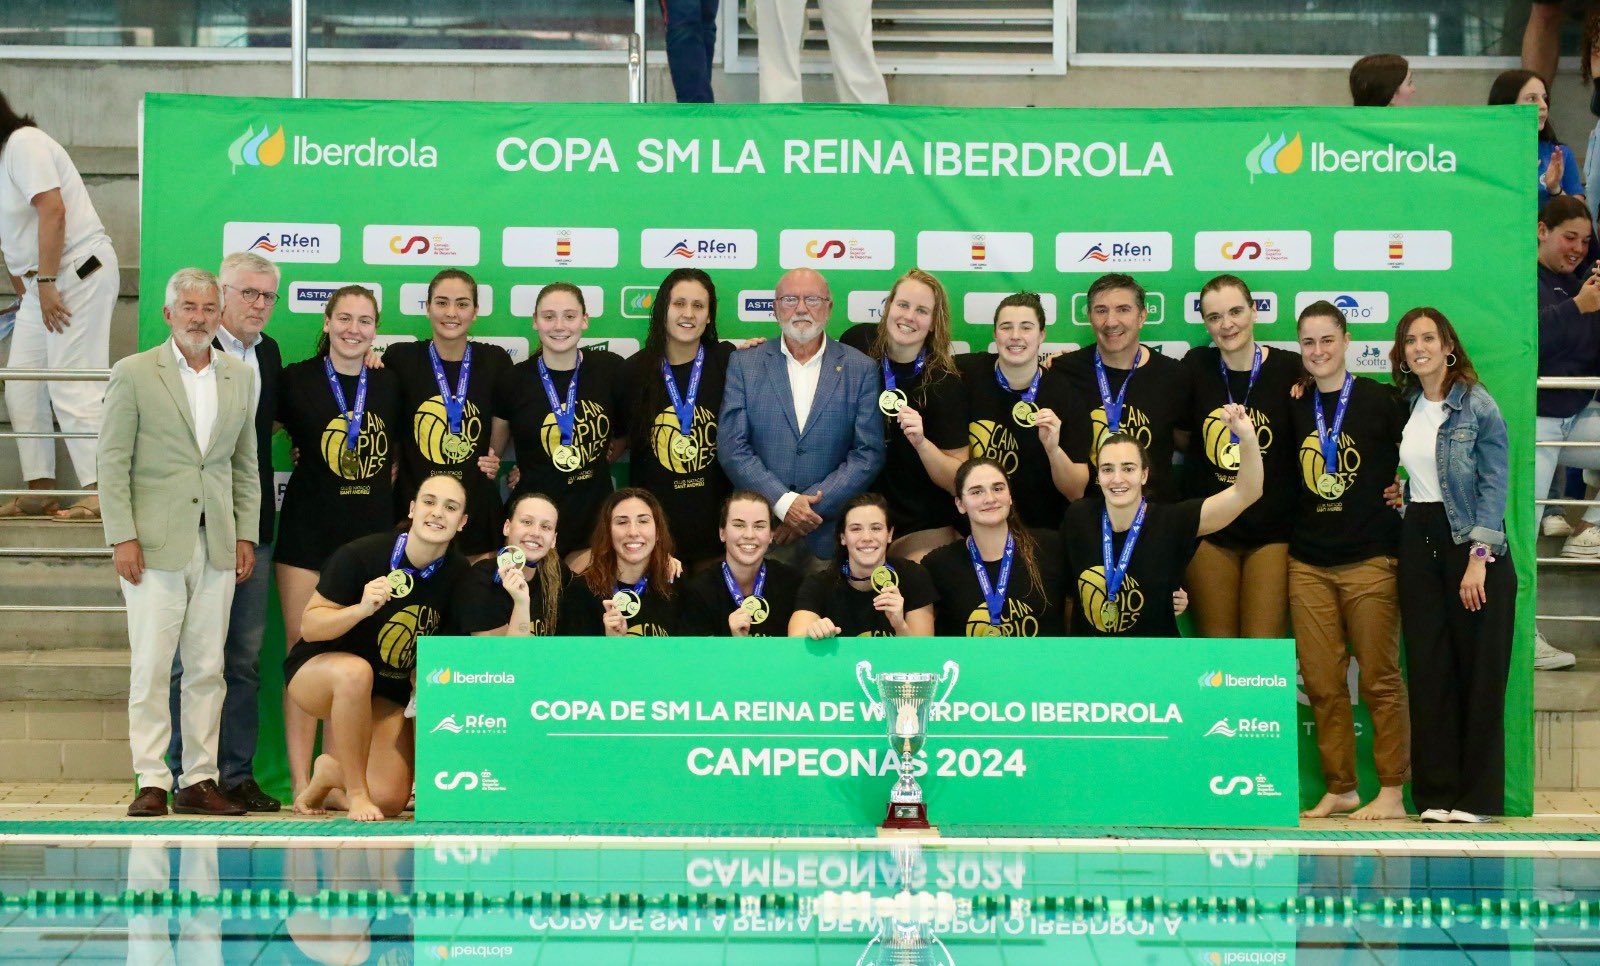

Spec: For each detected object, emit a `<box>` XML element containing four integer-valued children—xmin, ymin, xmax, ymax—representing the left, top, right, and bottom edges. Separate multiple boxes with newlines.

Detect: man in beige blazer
<box><xmin>99</xmin><ymin>267</ymin><xmax>260</xmax><ymax>817</ymax></box>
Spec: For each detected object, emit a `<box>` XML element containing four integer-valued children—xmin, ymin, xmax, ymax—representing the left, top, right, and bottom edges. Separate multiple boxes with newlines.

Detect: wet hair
<box><xmin>427</xmin><ymin>269</ymin><xmax>479</xmax><ymax>307</ymax></box>
<box><xmin>1488</xmin><ymin>69</ymin><xmax>1558</xmax><ymax>142</ymax></box>
<box><xmin>719</xmin><ymin>489</ymin><xmax>772</xmax><ymax>529</ymax></box>
<box><xmin>952</xmin><ymin>457</ymin><xmax>1045</xmax><ymax>601</ymax></box>
<box><xmin>1087</xmin><ymin>273</ymin><xmax>1147</xmax><ymax>312</ymax></box>
<box><xmin>872</xmin><ymin>269</ymin><xmax>959</xmax><ymax>383</ymax></box>
<box><xmin>314</xmin><ymin>285</ymin><xmax>380</xmax><ymax>357</ymax></box>
<box><xmin>634</xmin><ymin>269</ymin><xmax>722</xmax><ymax>441</ymax></box>
<box><xmin>584</xmin><ymin>488</ymin><xmax>676</xmax><ymax>600</ymax></box>
<box><xmin>993</xmin><ymin>291</ymin><xmax>1047</xmax><ymax>327</ymax></box>
<box><xmin>1390</xmin><ymin>306</ymin><xmax>1481</xmax><ymax>398</ymax></box>
<box><xmin>830</xmin><ymin>493</ymin><xmax>892</xmax><ymax>586</ymax></box>
<box><xmin>1349</xmin><ymin>54</ymin><xmax>1409</xmax><ymax>107</ymax></box>
<box><xmin>0</xmin><ymin>91</ymin><xmax>37</xmax><ymax>153</ymax></box>
<box><xmin>1540</xmin><ymin>194</ymin><xmax>1590</xmax><ymax>230</ymax></box>
<box><xmin>505</xmin><ymin>491</ymin><xmax>562</xmax><ymax>636</ymax></box>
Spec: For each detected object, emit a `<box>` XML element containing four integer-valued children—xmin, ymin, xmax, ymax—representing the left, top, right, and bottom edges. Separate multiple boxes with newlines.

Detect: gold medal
<box><xmin>878</xmin><ymin>388</ymin><xmax>907</xmax><ymax>416</ymax></box>
<box><xmin>1218</xmin><ymin>442</ymin><xmax>1241</xmax><ymax>471</ymax></box>
<box><xmin>1100</xmin><ymin>600</ymin><xmax>1120</xmax><ymax>630</ymax></box>
<box><xmin>387</xmin><ymin>569</ymin><xmax>415</xmax><ymax>599</ymax></box>
<box><xmin>496</xmin><ymin>546</ymin><xmax>526</xmax><ymax>570</ymax></box>
<box><xmin>441</xmin><ymin>432</ymin><xmax>473</xmax><ymax>463</ymax></box>
<box><xmin>1317</xmin><ymin>472</ymin><xmax>1345</xmax><ymax>500</ymax></box>
<box><xmin>338</xmin><ymin>448</ymin><xmax>361</xmax><ymax>477</ymax></box>
<box><xmin>670</xmin><ymin>434</ymin><xmax>699</xmax><ymax>462</ymax></box>
<box><xmin>552</xmin><ymin>444</ymin><xmax>581</xmax><ymax>472</ymax></box>
<box><xmin>741</xmin><ymin>595</ymin><xmax>769</xmax><ymax>625</ymax></box>
<box><xmin>973</xmin><ymin>621</ymin><xmax>1002</xmax><ymax>637</ymax></box>
<box><xmin>1012</xmin><ymin>400</ymin><xmax>1038</xmax><ymax>427</ymax></box>
<box><xmin>611</xmin><ymin>589</ymin><xmax>641</xmax><ymax>619</ymax></box>
<box><xmin>870</xmin><ymin>565</ymin><xmax>899</xmax><ymax>593</ymax></box>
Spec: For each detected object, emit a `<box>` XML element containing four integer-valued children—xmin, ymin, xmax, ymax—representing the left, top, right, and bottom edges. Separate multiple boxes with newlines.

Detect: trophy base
<box><xmin>878</xmin><ymin>801</ymin><xmax>937</xmax><ymax>835</ymax></box>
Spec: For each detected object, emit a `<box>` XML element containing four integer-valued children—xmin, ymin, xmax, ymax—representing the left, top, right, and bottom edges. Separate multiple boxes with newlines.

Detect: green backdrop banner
<box><xmin>414</xmin><ymin>636</ymin><xmax>1299</xmax><ymax>828</ymax></box>
<box><xmin>139</xmin><ymin>94</ymin><xmax>1536</xmax><ymax>815</ymax></box>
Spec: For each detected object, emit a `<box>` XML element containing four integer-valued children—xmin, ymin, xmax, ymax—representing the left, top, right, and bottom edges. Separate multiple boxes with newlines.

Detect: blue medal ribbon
<box><xmin>993</xmin><ymin>362</ymin><xmax>1040</xmax><ymax>405</ymax></box>
<box><xmin>537</xmin><ymin>352</ymin><xmax>581</xmax><ymax>447</ymax></box>
<box><xmin>390</xmin><ymin>532</ymin><xmax>446</xmax><ymax>583</ymax></box>
<box><xmin>1101</xmin><ymin>499</ymin><xmax>1148</xmax><ymax>609</ymax></box>
<box><xmin>1313</xmin><ymin>373</ymin><xmax>1355</xmax><ymax>479</ymax></box>
<box><xmin>618</xmin><ymin>576</ymin><xmax>648</xmax><ymax>597</ymax></box>
<box><xmin>428</xmin><ymin>342</ymin><xmax>473</xmax><ymax>436</ymax></box>
<box><xmin>323</xmin><ymin>357</ymin><xmax>369</xmax><ymax>453</ymax></box>
<box><xmin>1093</xmin><ymin>348</ymin><xmax>1140</xmax><ymax>433</ymax></box>
<box><xmin>883</xmin><ymin>351</ymin><xmax>925</xmax><ymax>395</ymax></box>
<box><xmin>721</xmin><ymin>561</ymin><xmax>766</xmax><ymax>607</ymax></box>
<box><xmin>1218</xmin><ymin>345</ymin><xmax>1261</xmax><ymax>445</ymax></box>
<box><xmin>967</xmin><ymin>532</ymin><xmax>1015</xmax><ymax>628</ymax></box>
<box><xmin>660</xmin><ymin>345</ymin><xmax>705</xmax><ymax>438</ymax></box>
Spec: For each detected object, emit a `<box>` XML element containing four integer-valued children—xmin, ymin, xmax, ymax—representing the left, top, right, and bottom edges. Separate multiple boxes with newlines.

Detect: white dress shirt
<box><xmin>215</xmin><ymin>324</ymin><xmax>262</xmax><ymax>410</ymax></box>
<box><xmin>774</xmin><ymin>335</ymin><xmax>828</xmax><ymax>521</ymax></box>
<box><xmin>170</xmin><ymin>338</ymin><xmax>219</xmax><ymax>453</ymax></box>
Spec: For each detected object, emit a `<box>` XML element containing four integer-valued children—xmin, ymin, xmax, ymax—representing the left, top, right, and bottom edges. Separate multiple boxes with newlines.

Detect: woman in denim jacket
<box><xmin>1392</xmin><ymin>306</ymin><xmax>1514</xmax><ymax>824</ymax></box>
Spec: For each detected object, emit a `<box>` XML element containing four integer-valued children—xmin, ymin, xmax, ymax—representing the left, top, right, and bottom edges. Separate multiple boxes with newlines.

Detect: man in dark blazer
<box><xmin>719</xmin><ymin>268</ymin><xmax>885</xmax><ymax>566</ymax></box>
<box><xmin>166</xmin><ymin>251</ymin><xmax>283</xmax><ymax>812</ymax></box>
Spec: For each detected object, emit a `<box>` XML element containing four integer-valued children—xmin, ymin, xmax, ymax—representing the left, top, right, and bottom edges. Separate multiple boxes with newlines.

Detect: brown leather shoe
<box><xmin>127</xmin><ymin>786</ymin><xmax>168</xmax><ymax>817</ymax></box>
<box><xmin>172</xmin><ymin>779</ymin><xmax>247</xmax><ymax>816</ymax></box>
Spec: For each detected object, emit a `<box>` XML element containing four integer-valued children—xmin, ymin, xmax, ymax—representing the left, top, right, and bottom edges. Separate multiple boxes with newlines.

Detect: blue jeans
<box><xmin>1536</xmin><ymin>403</ymin><xmax>1600</xmax><ymax>527</ymax></box>
<box><xmin>663</xmin><ymin>0</ymin><xmax>718</xmax><ymax>102</ymax></box>
<box><xmin>168</xmin><ymin>541</ymin><xmax>271</xmax><ymax>787</ymax></box>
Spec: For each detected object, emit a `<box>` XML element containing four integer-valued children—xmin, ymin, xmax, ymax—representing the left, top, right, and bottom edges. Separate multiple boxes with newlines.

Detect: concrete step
<box><xmin>0</xmin><ymin>529</ymin><xmax>125</xmax><ymax>651</ymax></box>
<box><xmin>0</xmin><ymin>649</ymin><xmax>128</xmax><ymax>701</ymax></box>
<box><xmin>0</xmin><ymin>697</ymin><xmax>128</xmax><ymax>782</ymax></box>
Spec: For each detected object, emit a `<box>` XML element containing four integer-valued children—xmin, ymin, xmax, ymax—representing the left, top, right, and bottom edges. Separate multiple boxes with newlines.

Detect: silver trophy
<box><xmin>856</xmin><ymin>660</ymin><xmax>960</xmax><ymax>831</ymax></box>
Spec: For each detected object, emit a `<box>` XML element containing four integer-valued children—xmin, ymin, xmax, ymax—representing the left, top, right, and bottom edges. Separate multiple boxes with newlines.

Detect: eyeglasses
<box><xmin>775</xmin><ymin>295</ymin><xmax>830</xmax><ymax>309</ymax></box>
<box><xmin>225</xmin><ymin>285</ymin><xmax>279</xmax><ymax>306</ymax></box>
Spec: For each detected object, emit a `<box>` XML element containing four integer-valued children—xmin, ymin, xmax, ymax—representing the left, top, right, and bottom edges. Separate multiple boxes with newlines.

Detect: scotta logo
<box><xmin>1244</xmin><ymin>132</ymin><xmax>1303</xmax><ymax>182</ymax></box>
<box><xmin>228</xmin><ymin>123</ymin><xmax>286</xmax><ymax>173</ymax></box>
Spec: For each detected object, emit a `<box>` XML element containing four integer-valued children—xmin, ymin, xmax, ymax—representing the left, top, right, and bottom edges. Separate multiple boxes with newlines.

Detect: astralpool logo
<box><xmin>228</xmin><ymin>123</ymin><xmax>286</xmax><ymax>173</ymax></box>
<box><xmin>1246</xmin><ymin>131</ymin><xmax>1456</xmax><ymax>181</ymax></box>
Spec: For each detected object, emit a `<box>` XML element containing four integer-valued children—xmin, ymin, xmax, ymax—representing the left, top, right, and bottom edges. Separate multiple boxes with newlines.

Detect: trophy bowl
<box><xmin>856</xmin><ymin>660</ymin><xmax>959</xmax><ymax>832</ymax></box>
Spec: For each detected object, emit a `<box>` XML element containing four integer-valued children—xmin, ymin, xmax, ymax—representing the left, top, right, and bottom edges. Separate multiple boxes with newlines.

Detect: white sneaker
<box><xmin>1544</xmin><ymin>514</ymin><xmax>1574</xmax><ymax>537</ymax></box>
<box><xmin>1419</xmin><ymin>808</ymin><xmax>1452</xmax><ymax>823</ymax></box>
<box><xmin>1447</xmin><ymin>809</ymin><xmax>1491</xmax><ymax>824</ymax></box>
<box><xmin>1536</xmin><ymin>632</ymin><xmax>1578</xmax><ymax>671</ymax></box>
<box><xmin>1562</xmin><ymin>527</ymin><xmax>1600</xmax><ymax>557</ymax></box>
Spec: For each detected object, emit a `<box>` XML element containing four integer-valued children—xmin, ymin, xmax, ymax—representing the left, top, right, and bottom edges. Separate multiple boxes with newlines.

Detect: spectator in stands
<box><xmin>1391</xmin><ymin>307</ymin><xmax>1515</xmax><ymax>823</ymax></box>
<box><xmin>752</xmin><ymin>0</ymin><xmax>887</xmax><ymax>104</ymax></box>
<box><xmin>1490</xmin><ymin>69</ymin><xmax>1584</xmax><ymax>210</ymax></box>
<box><xmin>1348</xmin><ymin>54</ymin><xmax>1415</xmax><ymax>106</ymax></box>
<box><xmin>1581</xmin><ymin>7</ymin><xmax>1600</xmax><ymax>228</ymax></box>
<box><xmin>0</xmin><ymin>91</ymin><xmax>119</xmax><ymax>522</ymax></box>
<box><xmin>165</xmin><ymin>251</ymin><xmax>284</xmax><ymax>812</ymax></box>
<box><xmin>100</xmin><ymin>268</ymin><xmax>259</xmax><ymax>818</ymax></box>
<box><xmin>718</xmin><ymin>267</ymin><xmax>885</xmax><ymax>569</ymax></box>
<box><xmin>664</xmin><ymin>0</ymin><xmax>718</xmax><ymax>103</ymax></box>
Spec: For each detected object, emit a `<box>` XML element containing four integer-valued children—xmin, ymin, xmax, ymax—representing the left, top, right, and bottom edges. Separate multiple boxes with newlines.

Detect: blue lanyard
<box><xmin>1101</xmin><ymin>500</ymin><xmax>1148</xmax><ymax>606</ymax></box>
<box><xmin>428</xmin><ymin>342</ymin><xmax>473</xmax><ymax>436</ymax></box>
<box><xmin>537</xmin><ymin>352</ymin><xmax>581</xmax><ymax>446</ymax></box>
<box><xmin>967</xmin><ymin>533</ymin><xmax>1015</xmax><ymax>627</ymax></box>
<box><xmin>1218</xmin><ymin>345</ymin><xmax>1261</xmax><ymax>445</ymax></box>
<box><xmin>883</xmin><ymin>351</ymin><xmax>925</xmax><ymax>394</ymax></box>
<box><xmin>323</xmin><ymin>357</ymin><xmax>369</xmax><ymax>452</ymax></box>
<box><xmin>721</xmin><ymin>561</ymin><xmax>766</xmax><ymax>605</ymax></box>
<box><xmin>660</xmin><ymin>345</ymin><xmax>705</xmax><ymax>437</ymax></box>
<box><xmin>618</xmin><ymin>576</ymin><xmax>648</xmax><ymax>596</ymax></box>
<box><xmin>390</xmin><ymin>533</ymin><xmax>445</xmax><ymax>582</ymax></box>
<box><xmin>993</xmin><ymin>363</ymin><xmax>1040</xmax><ymax>404</ymax></box>
<box><xmin>842</xmin><ymin>561</ymin><xmax>890</xmax><ymax>582</ymax></box>
<box><xmin>1313</xmin><ymin>373</ymin><xmax>1355</xmax><ymax>477</ymax></box>
<box><xmin>1093</xmin><ymin>348</ymin><xmax>1140</xmax><ymax>433</ymax></box>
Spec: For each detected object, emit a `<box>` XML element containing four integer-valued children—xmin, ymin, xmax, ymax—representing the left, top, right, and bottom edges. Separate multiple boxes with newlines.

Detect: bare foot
<box><xmin>1300</xmin><ymin>790</ymin><xmax>1360</xmax><ymax>818</ymax></box>
<box><xmin>346</xmin><ymin>792</ymin><xmax>386</xmax><ymax>822</ymax></box>
<box><xmin>324</xmin><ymin>788</ymin><xmax>349</xmax><ymax>812</ymax></box>
<box><xmin>293</xmin><ymin>754</ymin><xmax>341</xmax><ymax>815</ymax></box>
<box><xmin>1350</xmin><ymin>785</ymin><xmax>1408</xmax><ymax>821</ymax></box>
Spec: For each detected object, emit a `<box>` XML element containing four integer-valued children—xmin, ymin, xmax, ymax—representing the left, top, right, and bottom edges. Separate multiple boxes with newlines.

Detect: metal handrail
<box><xmin>0</xmin><ymin>369</ymin><xmax>111</xmax><ymax>381</ymax></box>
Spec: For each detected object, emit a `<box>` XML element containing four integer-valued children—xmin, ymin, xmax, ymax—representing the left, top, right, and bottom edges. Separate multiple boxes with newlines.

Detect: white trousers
<box><xmin>755</xmin><ymin>0</ymin><xmax>888</xmax><ymax>104</ymax></box>
<box><xmin>4</xmin><ymin>236</ymin><xmax>116</xmax><ymax>486</ymax></box>
<box><xmin>123</xmin><ymin>529</ymin><xmax>235</xmax><ymax>791</ymax></box>
<box><xmin>126</xmin><ymin>844</ymin><xmax>222</xmax><ymax>966</ymax></box>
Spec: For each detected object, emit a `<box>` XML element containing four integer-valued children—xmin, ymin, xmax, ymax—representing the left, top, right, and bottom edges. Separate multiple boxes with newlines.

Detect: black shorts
<box><xmin>283</xmin><ymin>640</ymin><xmax>412</xmax><ymax>708</ymax></box>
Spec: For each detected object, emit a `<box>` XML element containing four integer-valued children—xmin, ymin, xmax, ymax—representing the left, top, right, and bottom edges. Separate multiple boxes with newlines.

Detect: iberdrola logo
<box><xmin>1245</xmin><ymin>132</ymin><xmax>1302</xmax><ymax>182</ymax></box>
<box><xmin>228</xmin><ymin>122</ymin><xmax>286</xmax><ymax>173</ymax></box>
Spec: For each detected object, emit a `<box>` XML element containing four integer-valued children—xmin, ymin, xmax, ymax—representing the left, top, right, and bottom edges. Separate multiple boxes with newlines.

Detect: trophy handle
<box><xmin>936</xmin><ymin>660</ymin><xmax>960</xmax><ymax>706</ymax></box>
<box><xmin>855</xmin><ymin>660</ymin><xmax>880</xmax><ymax>713</ymax></box>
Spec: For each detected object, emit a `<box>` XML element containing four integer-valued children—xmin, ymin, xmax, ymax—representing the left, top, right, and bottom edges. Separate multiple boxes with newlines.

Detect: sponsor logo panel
<box><xmin>1183</xmin><ymin>291</ymin><xmax>1277</xmax><ymax>324</ymax></box>
<box><xmin>1072</xmin><ymin>292</ymin><xmax>1165</xmax><ymax>325</ymax></box>
<box><xmin>641</xmin><ymin>229</ymin><xmax>759</xmax><ymax>269</ymax></box>
<box><xmin>1055</xmin><ymin>232</ymin><xmax>1172</xmax><ymax>273</ymax></box>
<box><xmin>1346</xmin><ymin>341</ymin><xmax>1394</xmax><ymax>375</ymax></box>
<box><xmin>578</xmin><ymin>336</ymin><xmax>641</xmax><ymax>359</ymax></box>
<box><xmin>362</xmin><ymin>225</ymin><xmax>480</xmax><ymax>266</ymax></box>
<box><xmin>222</xmin><ymin>221</ymin><xmax>341</xmax><ymax>264</ymax></box>
<box><xmin>963</xmin><ymin>291</ymin><xmax>1058</xmax><ymax>326</ymax></box>
<box><xmin>848</xmin><ymin>290</ymin><xmax>890</xmax><ymax>324</ymax></box>
<box><xmin>1193</xmin><ymin>231</ymin><xmax>1312</xmax><ymax>272</ymax></box>
<box><xmin>1295</xmin><ymin>291</ymin><xmax>1389</xmax><ymax>325</ymax></box>
<box><xmin>288</xmin><ymin>281</ymin><xmax>383</xmax><ymax>314</ymax></box>
<box><xmin>1333</xmin><ymin>230</ymin><xmax>1452</xmax><ymax>271</ymax></box>
<box><xmin>472</xmin><ymin>336</ymin><xmax>531</xmax><ymax>365</ymax></box>
<box><xmin>620</xmin><ymin>285</ymin><xmax>656</xmax><ymax>319</ymax></box>
<box><xmin>778</xmin><ymin>229</ymin><xmax>896</xmax><ymax>270</ymax></box>
<box><xmin>916</xmin><ymin>230</ymin><xmax>1034</xmax><ymax>272</ymax></box>
<box><xmin>509</xmin><ymin>284</ymin><xmax>604</xmax><ymax>319</ymax></box>
<box><xmin>1198</xmin><ymin>670</ymin><xmax>1290</xmax><ymax>688</ymax></box>
<box><xmin>738</xmin><ymin>289</ymin><xmax>776</xmax><ymax>322</ymax></box>
<box><xmin>399</xmin><ymin>282</ymin><xmax>494</xmax><ymax>317</ymax></box>
<box><xmin>501</xmin><ymin>227</ymin><xmax>619</xmax><ymax>269</ymax></box>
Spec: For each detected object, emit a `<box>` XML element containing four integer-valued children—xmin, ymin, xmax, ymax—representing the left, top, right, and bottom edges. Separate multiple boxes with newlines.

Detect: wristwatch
<box><xmin>1470</xmin><ymin>542</ymin><xmax>1492</xmax><ymax>561</ymax></box>
<box><xmin>33</xmin><ymin>275</ymin><xmax>56</xmax><ymax>285</ymax></box>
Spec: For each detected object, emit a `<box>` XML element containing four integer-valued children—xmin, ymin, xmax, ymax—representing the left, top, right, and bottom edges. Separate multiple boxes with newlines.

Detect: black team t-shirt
<box><xmin>1055</xmin><ymin>345</ymin><xmax>1192</xmax><ymax>503</ymax></box>
<box><xmin>281</xmin><ymin>532</ymin><xmax>500</xmax><ymax>704</ymax></box>
<box><xmin>792</xmin><ymin>557</ymin><xmax>937</xmax><ymax>637</ymax></box>
<box><xmin>619</xmin><ymin>342</ymin><xmax>733</xmax><ymax>566</ymax></box>
<box><xmin>275</xmin><ymin>359</ymin><xmax>403</xmax><ymax>570</ymax></box>
<box><xmin>1061</xmin><ymin>498</ymin><xmax>1205</xmax><ymax>638</ymax></box>
<box><xmin>1180</xmin><ymin>345</ymin><xmax>1301</xmax><ymax>549</ymax></box>
<box><xmin>962</xmin><ymin>354</ymin><xmax>1083</xmax><ymax>531</ymax></box>
<box><xmin>493</xmin><ymin>350</ymin><xmax>624</xmax><ymax>556</ymax></box>
<box><xmin>384</xmin><ymin>340</ymin><xmax>513</xmax><ymax>557</ymax></box>
<box><xmin>921</xmin><ymin>529</ymin><xmax>1066</xmax><ymax>637</ymax></box>
<box><xmin>557</xmin><ymin>575</ymin><xmax>679</xmax><ymax>637</ymax></box>
<box><xmin>678</xmin><ymin>559</ymin><xmax>803</xmax><ymax>637</ymax></box>
<box><xmin>1288</xmin><ymin>376</ymin><xmax>1404</xmax><ymax>567</ymax></box>
<box><xmin>461</xmin><ymin>556</ymin><xmax>572</xmax><ymax>636</ymax></box>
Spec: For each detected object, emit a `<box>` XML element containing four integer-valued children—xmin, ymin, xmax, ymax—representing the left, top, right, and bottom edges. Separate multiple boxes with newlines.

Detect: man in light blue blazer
<box><xmin>719</xmin><ymin>268</ymin><xmax>885</xmax><ymax>566</ymax></box>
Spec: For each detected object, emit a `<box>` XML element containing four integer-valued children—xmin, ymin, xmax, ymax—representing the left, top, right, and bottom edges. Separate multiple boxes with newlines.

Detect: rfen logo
<box><xmin>509</xmin><ymin>284</ymin><xmax>602</xmax><ymax>319</ymax></box>
<box><xmin>287</xmin><ymin>281</ymin><xmax>383</xmax><ymax>314</ymax></box>
<box><xmin>1194</xmin><ymin>231</ymin><xmax>1311</xmax><ymax>272</ymax></box>
<box><xmin>779</xmin><ymin>229</ymin><xmax>896</xmax><ymax>270</ymax></box>
<box><xmin>1333</xmin><ymin>230</ymin><xmax>1451</xmax><ymax>271</ymax></box>
<box><xmin>964</xmin><ymin>291</ymin><xmax>1058</xmax><ymax>326</ymax></box>
<box><xmin>738</xmin><ymin>290</ymin><xmax>776</xmax><ymax>322</ymax></box>
<box><xmin>917</xmin><ymin>230</ymin><xmax>1033</xmax><ymax>273</ymax></box>
<box><xmin>363</xmin><ymin>225</ymin><xmax>480</xmax><ymax>266</ymax></box>
<box><xmin>400</xmin><ymin>282</ymin><xmax>494</xmax><ymax>317</ymax></box>
<box><xmin>502</xmin><ymin>227</ymin><xmax>619</xmax><ymax>269</ymax></box>
<box><xmin>641</xmin><ymin>229</ymin><xmax>759</xmax><ymax>269</ymax></box>
<box><xmin>222</xmin><ymin>222</ymin><xmax>341</xmax><ymax>264</ymax></box>
<box><xmin>1055</xmin><ymin>232</ymin><xmax>1172</xmax><ymax>273</ymax></box>
<box><xmin>1295</xmin><ymin>291</ymin><xmax>1388</xmax><ymax>325</ymax></box>
<box><xmin>1184</xmin><ymin>291</ymin><xmax>1277</xmax><ymax>324</ymax></box>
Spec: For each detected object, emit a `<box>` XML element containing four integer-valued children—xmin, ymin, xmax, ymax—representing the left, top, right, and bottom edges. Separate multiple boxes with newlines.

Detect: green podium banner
<box><xmin>415</xmin><ymin>637</ymin><xmax>1300</xmax><ymax>829</ymax></box>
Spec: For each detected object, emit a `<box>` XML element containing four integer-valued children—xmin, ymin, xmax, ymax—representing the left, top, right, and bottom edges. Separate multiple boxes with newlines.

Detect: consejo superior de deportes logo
<box><xmin>228</xmin><ymin>122</ymin><xmax>286</xmax><ymax>173</ymax></box>
<box><xmin>1245</xmin><ymin>132</ymin><xmax>1302</xmax><ymax>182</ymax></box>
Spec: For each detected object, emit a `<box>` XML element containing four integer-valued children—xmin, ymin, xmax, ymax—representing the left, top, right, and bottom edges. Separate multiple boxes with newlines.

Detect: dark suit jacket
<box><xmin>215</xmin><ymin>331</ymin><xmax>282</xmax><ymax>543</ymax></box>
